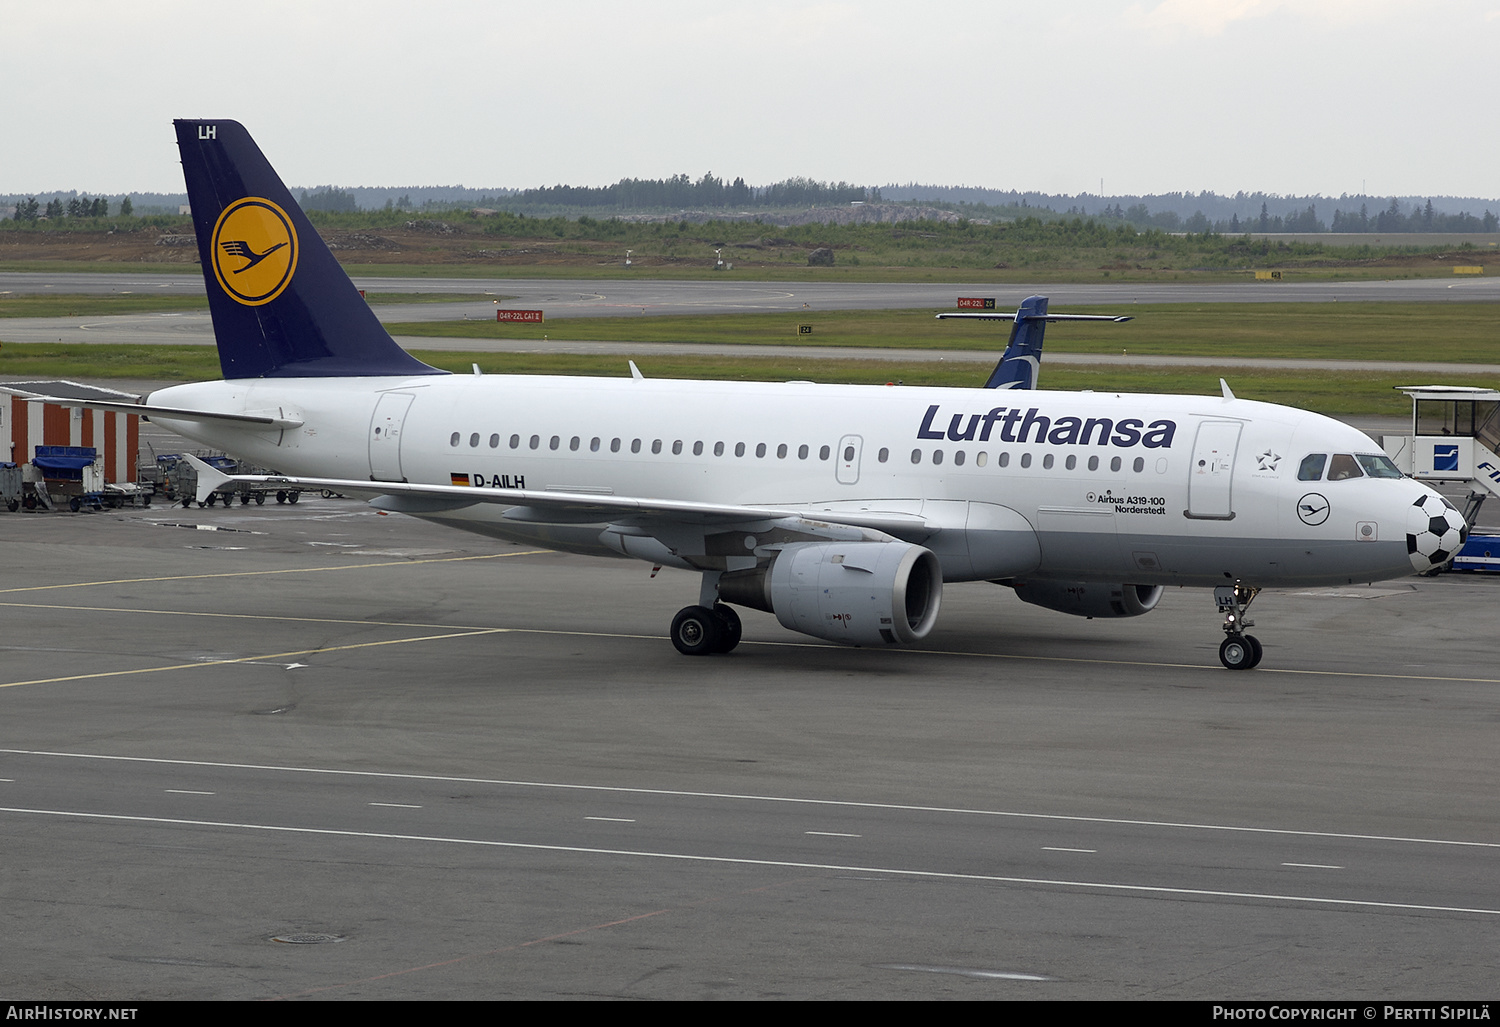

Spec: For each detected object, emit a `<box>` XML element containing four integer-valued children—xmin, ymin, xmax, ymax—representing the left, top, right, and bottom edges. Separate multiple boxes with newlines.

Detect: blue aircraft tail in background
<box><xmin>174</xmin><ymin>119</ymin><xmax>445</xmax><ymax>380</ymax></box>
<box><xmin>936</xmin><ymin>296</ymin><xmax>1133</xmax><ymax>390</ymax></box>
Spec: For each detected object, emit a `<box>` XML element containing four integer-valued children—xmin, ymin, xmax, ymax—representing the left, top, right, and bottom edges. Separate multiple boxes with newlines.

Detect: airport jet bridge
<box><xmin>1382</xmin><ymin>385</ymin><xmax>1500</xmax><ymax>527</ymax></box>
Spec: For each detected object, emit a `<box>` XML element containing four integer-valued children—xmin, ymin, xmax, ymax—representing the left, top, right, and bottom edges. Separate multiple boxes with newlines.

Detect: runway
<box><xmin>2</xmin><ymin>499</ymin><xmax>1498</xmax><ymax>998</ymax></box>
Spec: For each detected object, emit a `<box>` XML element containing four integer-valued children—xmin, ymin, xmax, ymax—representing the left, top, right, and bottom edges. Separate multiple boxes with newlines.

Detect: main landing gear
<box><xmin>670</xmin><ymin>571</ymin><xmax>743</xmax><ymax>655</ymax></box>
<box><xmin>670</xmin><ymin>603</ymin><xmax>742</xmax><ymax>655</ymax></box>
<box><xmin>1215</xmin><ymin>582</ymin><xmax>1263</xmax><ymax>670</ymax></box>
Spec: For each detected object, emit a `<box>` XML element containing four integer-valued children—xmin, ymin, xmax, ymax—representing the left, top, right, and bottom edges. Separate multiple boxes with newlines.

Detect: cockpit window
<box><xmin>1326</xmin><ymin>454</ymin><xmax>1363</xmax><ymax>481</ymax></box>
<box><xmin>1298</xmin><ymin>454</ymin><xmax>1327</xmax><ymax>481</ymax></box>
<box><xmin>1356</xmin><ymin>453</ymin><xmax>1404</xmax><ymax>479</ymax></box>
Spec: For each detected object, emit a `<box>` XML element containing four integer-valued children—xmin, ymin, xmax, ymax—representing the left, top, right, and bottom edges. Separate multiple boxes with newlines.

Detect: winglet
<box><xmin>183</xmin><ymin>453</ymin><xmax>231</xmax><ymax>504</ymax></box>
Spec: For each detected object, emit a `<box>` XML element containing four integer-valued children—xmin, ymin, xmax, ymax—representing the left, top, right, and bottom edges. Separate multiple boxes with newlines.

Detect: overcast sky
<box><xmin>5</xmin><ymin>0</ymin><xmax>1498</xmax><ymax>199</ymax></box>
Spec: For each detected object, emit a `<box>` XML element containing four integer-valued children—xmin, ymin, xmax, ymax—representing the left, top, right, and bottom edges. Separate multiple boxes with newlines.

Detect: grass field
<box><xmin>0</xmin><ymin>260</ymin><xmax>1493</xmax><ymax>286</ymax></box>
<box><xmin>2</xmin><ymin>294</ymin><xmax>1494</xmax><ymax>417</ymax></box>
<box><xmin>4</xmin><ymin>211</ymin><xmax>1498</xmax><ymax>283</ymax></box>
<box><xmin>385</xmin><ymin>302</ymin><xmax>1500</xmax><ymax>364</ymax></box>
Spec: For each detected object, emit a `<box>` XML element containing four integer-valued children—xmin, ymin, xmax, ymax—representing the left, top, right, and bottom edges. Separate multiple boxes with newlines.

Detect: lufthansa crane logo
<box><xmin>210</xmin><ymin>197</ymin><xmax>298</xmax><ymax>306</ymax></box>
<box><xmin>1296</xmin><ymin>492</ymin><xmax>1330</xmax><ymax>526</ymax></box>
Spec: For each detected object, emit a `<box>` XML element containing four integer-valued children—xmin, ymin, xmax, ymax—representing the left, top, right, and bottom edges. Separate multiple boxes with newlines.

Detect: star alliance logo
<box><xmin>1256</xmin><ymin>450</ymin><xmax>1282</xmax><ymax>472</ymax></box>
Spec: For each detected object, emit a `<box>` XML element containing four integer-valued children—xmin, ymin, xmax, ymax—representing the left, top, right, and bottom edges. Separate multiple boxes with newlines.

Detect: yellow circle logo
<box><xmin>210</xmin><ymin>197</ymin><xmax>298</xmax><ymax>306</ymax></box>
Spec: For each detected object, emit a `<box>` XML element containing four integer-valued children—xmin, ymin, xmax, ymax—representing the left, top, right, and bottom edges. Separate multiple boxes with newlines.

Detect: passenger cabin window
<box><xmin>1326</xmin><ymin>454</ymin><xmax>1362</xmax><ymax>481</ymax></box>
<box><xmin>1298</xmin><ymin>454</ymin><xmax>1327</xmax><ymax>481</ymax></box>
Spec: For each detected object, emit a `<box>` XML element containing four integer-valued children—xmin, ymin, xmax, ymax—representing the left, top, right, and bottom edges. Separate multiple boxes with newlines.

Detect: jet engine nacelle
<box><xmin>720</xmin><ymin>541</ymin><xmax>942</xmax><ymax>645</ymax></box>
<box><xmin>1008</xmin><ymin>579</ymin><xmax>1164</xmax><ymax>619</ymax></box>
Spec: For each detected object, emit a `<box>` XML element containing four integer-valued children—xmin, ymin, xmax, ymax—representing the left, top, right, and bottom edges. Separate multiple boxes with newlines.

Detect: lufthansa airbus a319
<box><xmin>16</xmin><ymin>121</ymin><xmax>1467</xmax><ymax>669</ymax></box>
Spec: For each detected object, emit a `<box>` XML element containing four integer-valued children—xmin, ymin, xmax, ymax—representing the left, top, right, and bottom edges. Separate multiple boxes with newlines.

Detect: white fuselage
<box><xmin>147</xmin><ymin>373</ymin><xmax>1439</xmax><ymax>588</ymax></box>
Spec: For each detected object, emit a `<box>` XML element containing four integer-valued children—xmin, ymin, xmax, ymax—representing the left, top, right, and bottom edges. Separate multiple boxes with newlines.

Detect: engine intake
<box><xmin>1007</xmin><ymin>579</ymin><xmax>1163</xmax><ymax>619</ymax></box>
<box><xmin>720</xmin><ymin>541</ymin><xmax>942</xmax><ymax>645</ymax></box>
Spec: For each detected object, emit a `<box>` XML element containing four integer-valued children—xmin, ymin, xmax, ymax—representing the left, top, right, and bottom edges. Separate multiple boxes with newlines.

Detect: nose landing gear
<box><xmin>1215</xmin><ymin>582</ymin><xmax>1263</xmax><ymax>670</ymax></box>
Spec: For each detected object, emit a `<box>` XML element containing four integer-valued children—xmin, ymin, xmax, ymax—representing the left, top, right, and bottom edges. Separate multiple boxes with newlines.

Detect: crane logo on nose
<box><xmin>1297</xmin><ymin>493</ymin><xmax>1329</xmax><ymax>526</ymax></box>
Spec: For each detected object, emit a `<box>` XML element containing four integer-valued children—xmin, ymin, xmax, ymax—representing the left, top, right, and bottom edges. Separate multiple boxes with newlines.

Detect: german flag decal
<box><xmin>450</xmin><ymin>472</ymin><xmax>470</xmax><ymax>486</ymax></box>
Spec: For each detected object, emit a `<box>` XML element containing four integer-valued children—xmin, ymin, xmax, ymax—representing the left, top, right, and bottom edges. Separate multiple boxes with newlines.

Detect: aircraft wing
<box><xmin>182</xmin><ymin>456</ymin><xmax>935</xmax><ymax>538</ymax></box>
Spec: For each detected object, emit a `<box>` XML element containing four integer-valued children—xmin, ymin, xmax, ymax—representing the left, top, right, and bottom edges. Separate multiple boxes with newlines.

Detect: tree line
<box><xmin>12</xmin><ymin>195</ymin><xmax>132</xmax><ymax>220</ymax></box>
<box><xmin>1060</xmin><ymin>199</ymin><xmax>1498</xmax><ymax>235</ymax></box>
<box><xmin>1328</xmin><ymin>198</ymin><xmax>1498</xmax><ymax>233</ymax></box>
<box><xmin>503</xmin><ymin>173</ymin><xmax>880</xmax><ymax>211</ymax></box>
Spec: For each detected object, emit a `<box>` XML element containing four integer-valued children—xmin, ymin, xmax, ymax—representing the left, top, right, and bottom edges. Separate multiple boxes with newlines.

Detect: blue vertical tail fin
<box><xmin>984</xmin><ymin>295</ymin><xmax>1049</xmax><ymax>390</ymax></box>
<box><xmin>174</xmin><ymin>119</ymin><xmax>444</xmax><ymax>380</ymax></box>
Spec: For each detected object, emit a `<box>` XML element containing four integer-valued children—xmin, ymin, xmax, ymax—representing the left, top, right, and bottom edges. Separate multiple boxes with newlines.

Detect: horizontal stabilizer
<box><xmin>0</xmin><ymin>387</ymin><xmax>303</xmax><ymax>429</ymax></box>
<box><xmin>935</xmin><ymin>312</ymin><xmax>1133</xmax><ymax>323</ymax></box>
<box><xmin>936</xmin><ymin>295</ymin><xmax>1131</xmax><ymax>390</ymax></box>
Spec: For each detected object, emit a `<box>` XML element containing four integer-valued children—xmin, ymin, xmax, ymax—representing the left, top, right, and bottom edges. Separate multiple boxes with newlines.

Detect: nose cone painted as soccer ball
<box><xmin>1406</xmin><ymin>494</ymin><xmax>1468</xmax><ymax>572</ymax></box>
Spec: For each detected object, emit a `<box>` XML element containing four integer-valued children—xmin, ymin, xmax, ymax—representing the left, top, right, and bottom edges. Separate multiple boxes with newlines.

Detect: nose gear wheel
<box><xmin>1215</xmin><ymin>582</ymin><xmax>1263</xmax><ymax>670</ymax></box>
